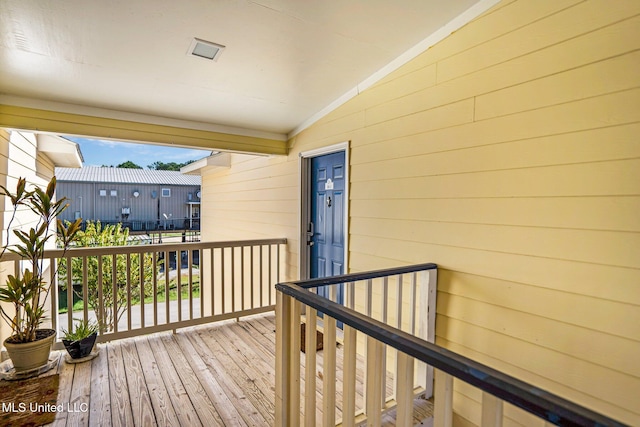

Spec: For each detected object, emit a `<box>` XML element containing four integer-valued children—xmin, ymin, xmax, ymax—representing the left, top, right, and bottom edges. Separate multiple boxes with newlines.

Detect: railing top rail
<box><xmin>291</xmin><ymin>262</ymin><xmax>437</xmax><ymax>289</ymax></box>
<box><xmin>276</xmin><ymin>268</ymin><xmax>626</xmax><ymax>427</ymax></box>
<box><xmin>0</xmin><ymin>237</ymin><xmax>287</xmax><ymax>261</ymax></box>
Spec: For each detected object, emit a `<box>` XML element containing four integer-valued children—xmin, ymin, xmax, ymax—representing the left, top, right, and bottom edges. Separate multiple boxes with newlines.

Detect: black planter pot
<box><xmin>62</xmin><ymin>332</ymin><xmax>98</xmax><ymax>359</ymax></box>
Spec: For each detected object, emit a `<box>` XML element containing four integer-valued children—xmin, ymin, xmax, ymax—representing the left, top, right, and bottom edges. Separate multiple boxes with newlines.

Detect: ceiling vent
<box><xmin>188</xmin><ymin>38</ymin><xmax>225</xmax><ymax>61</ymax></box>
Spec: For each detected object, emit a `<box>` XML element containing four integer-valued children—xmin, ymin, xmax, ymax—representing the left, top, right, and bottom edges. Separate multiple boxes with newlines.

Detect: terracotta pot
<box><xmin>4</xmin><ymin>329</ymin><xmax>56</xmax><ymax>372</ymax></box>
<box><xmin>62</xmin><ymin>332</ymin><xmax>97</xmax><ymax>359</ymax></box>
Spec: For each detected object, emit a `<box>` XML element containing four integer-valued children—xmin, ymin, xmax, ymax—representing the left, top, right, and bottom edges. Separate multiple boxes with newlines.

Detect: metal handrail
<box><xmin>276</xmin><ymin>263</ymin><xmax>627</xmax><ymax>427</ymax></box>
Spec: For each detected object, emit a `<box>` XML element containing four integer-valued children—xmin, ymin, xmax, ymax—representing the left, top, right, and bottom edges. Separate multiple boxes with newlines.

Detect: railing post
<box><xmin>276</xmin><ymin>291</ymin><xmax>291</xmax><ymax>426</ymax></box>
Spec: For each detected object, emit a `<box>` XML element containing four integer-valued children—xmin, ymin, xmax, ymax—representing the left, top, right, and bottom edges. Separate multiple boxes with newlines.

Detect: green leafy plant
<box><xmin>0</xmin><ymin>177</ymin><xmax>82</xmax><ymax>343</ymax></box>
<box><xmin>61</xmin><ymin>318</ymin><xmax>98</xmax><ymax>341</ymax></box>
<box><xmin>57</xmin><ymin>220</ymin><xmax>160</xmax><ymax>332</ymax></box>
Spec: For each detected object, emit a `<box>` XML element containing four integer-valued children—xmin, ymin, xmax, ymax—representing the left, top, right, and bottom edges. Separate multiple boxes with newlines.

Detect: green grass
<box><xmin>59</xmin><ymin>275</ymin><xmax>200</xmax><ymax>313</ymax></box>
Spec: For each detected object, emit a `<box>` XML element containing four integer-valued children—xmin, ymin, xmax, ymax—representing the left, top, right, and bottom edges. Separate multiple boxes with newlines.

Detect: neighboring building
<box><xmin>55</xmin><ymin>167</ymin><xmax>201</xmax><ymax>233</ymax></box>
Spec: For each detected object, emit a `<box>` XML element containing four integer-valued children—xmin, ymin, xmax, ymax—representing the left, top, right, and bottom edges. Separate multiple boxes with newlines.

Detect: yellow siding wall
<box><xmin>201</xmin><ymin>0</ymin><xmax>640</xmax><ymax>424</ymax></box>
<box><xmin>0</xmin><ymin>130</ymin><xmax>57</xmax><ymax>343</ymax></box>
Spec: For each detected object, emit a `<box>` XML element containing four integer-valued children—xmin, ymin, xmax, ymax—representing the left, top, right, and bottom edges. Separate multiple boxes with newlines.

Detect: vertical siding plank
<box><xmin>434</xmin><ymin>369</ymin><xmax>453</xmax><ymax>427</ymax></box>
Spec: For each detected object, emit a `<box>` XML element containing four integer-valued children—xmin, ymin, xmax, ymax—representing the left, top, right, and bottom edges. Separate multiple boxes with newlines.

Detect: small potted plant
<box><xmin>61</xmin><ymin>319</ymin><xmax>99</xmax><ymax>360</ymax></box>
<box><xmin>0</xmin><ymin>177</ymin><xmax>81</xmax><ymax>372</ymax></box>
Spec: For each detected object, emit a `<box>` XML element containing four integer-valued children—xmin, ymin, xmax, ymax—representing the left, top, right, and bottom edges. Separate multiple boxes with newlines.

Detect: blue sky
<box><xmin>66</xmin><ymin>137</ymin><xmax>212</xmax><ymax>168</ymax></box>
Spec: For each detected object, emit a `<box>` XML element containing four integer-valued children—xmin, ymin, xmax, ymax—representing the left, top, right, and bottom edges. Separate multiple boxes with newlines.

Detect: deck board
<box><xmin>41</xmin><ymin>313</ymin><xmax>432</xmax><ymax>426</ymax></box>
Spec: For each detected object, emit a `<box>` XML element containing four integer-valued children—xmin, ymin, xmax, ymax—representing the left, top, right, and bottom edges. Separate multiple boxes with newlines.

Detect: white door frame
<box><xmin>298</xmin><ymin>142</ymin><xmax>349</xmax><ymax>280</ymax></box>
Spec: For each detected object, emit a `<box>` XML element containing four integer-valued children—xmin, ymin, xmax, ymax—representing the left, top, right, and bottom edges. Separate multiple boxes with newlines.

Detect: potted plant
<box><xmin>61</xmin><ymin>319</ymin><xmax>98</xmax><ymax>360</ymax></box>
<box><xmin>0</xmin><ymin>177</ymin><xmax>81</xmax><ymax>372</ymax></box>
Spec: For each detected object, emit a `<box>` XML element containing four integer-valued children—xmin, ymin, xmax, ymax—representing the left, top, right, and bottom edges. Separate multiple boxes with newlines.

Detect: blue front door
<box><xmin>310</xmin><ymin>151</ymin><xmax>345</xmax><ymax>306</ymax></box>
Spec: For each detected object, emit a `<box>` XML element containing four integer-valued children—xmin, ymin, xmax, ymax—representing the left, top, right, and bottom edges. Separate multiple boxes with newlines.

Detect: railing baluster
<box><xmin>292</xmin><ymin>299</ymin><xmax>302</xmax><ymax>425</ymax></box>
<box><xmin>250</xmin><ymin>245</ymin><xmax>255</xmax><ymax>309</ymax></box>
<box><xmin>49</xmin><ymin>256</ymin><xmax>57</xmax><ymax>333</ymax></box>
<box><xmin>222</xmin><ymin>247</ymin><xmax>228</xmax><ymax>314</ymax></box>
<box><xmin>305</xmin><ymin>308</ymin><xmax>317</xmax><ymax>427</ymax></box>
<box><xmin>396</xmin><ymin>352</ymin><xmax>415</xmax><ymax>427</ymax></box>
<box><xmin>323</xmin><ymin>293</ymin><xmax>337</xmax><ymax>427</ymax></box>
<box><xmin>342</xmin><ymin>324</ymin><xmax>357</xmax><ymax>427</ymax></box>
<box><xmin>240</xmin><ymin>246</ymin><xmax>245</xmax><ymax>312</ymax></box>
<box><xmin>365</xmin><ymin>336</ymin><xmax>383</xmax><ymax>425</ymax></box>
<box><xmin>112</xmin><ymin>254</ymin><xmax>118</xmax><ymax>333</ymax></box>
<box><xmin>139</xmin><ymin>252</ymin><xmax>145</xmax><ymax>328</ymax></box>
<box><xmin>381</xmin><ymin>276</ymin><xmax>388</xmax><ymax>406</ymax></box>
<box><xmin>152</xmin><ymin>251</ymin><xmax>158</xmax><ymax>327</ymax></box>
<box><xmin>259</xmin><ymin>245</ymin><xmax>263</xmax><ymax>307</ymax></box>
<box><xmin>188</xmin><ymin>248</ymin><xmax>193</xmax><ymax>320</ymax></box>
<box><xmin>210</xmin><ymin>248</ymin><xmax>215</xmax><ymax>316</ymax></box>
<box><xmin>199</xmin><ymin>248</ymin><xmax>203</xmax><ymax>319</ymax></box>
<box><xmin>434</xmin><ymin>369</ymin><xmax>453</xmax><ymax>427</ymax></box>
<box><xmin>177</xmin><ymin>249</ymin><xmax>182</xmax><ymax>322</ymax></box>
<box><xmin>268</xmin><ymin>244</ymin><xmax>273</xmax><ymax>306</ymax></box>
<box><xmin>66</xmin><ymin>255</ymin><xmax>73</xmax><ymax>333</ymax></box>
<box><xmin>98</xmin><ymin>256</ymin><xmax>104</xmax><ymax>333</ymax></box>
<box><xmin>126</xmin><ymin>253</ymin><xmax>132</xmax><ymax>331</ymax></box>
<box><xmin>481</xmin><ymin>392</ymin><xmax>503</xmax><ymax>427</ymax></box>
<box><xmin>83</xmin><ymin>255</ymin><xmax>89</xmax><ymax>324</ymax></box>
<box><xmin>230</xmin><ymin>246</ymin><xmax>235</xmax><ymax>313</ymax></box>
<box><xmin>164</xmin><ymin>250</ymin><xmax>169</xmax><ymax>324</ymax></box>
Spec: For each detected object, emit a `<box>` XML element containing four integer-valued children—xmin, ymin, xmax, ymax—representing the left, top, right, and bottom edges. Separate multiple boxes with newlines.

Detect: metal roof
<box><xmin>55</xmin><ymin>167</ymin><xmax>201</xmax><ymax>186</ymax></box>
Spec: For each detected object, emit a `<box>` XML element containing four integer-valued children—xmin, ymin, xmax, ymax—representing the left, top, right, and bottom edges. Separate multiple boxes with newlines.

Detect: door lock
<box><xmin>326</xmin><ymin>196</ymin><xmax>332</xmax><ymax>208</ymax></box>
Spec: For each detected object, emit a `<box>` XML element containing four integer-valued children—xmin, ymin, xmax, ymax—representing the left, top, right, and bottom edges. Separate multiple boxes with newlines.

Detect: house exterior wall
<box><xmin>201</xmin><ymin>0</ymin><xmax>640</xmax><ymax>424</ymax></box>
<box><xmin>0</xmin><ymin>130</ymin><xmax>58</xmax><ymax>344</ymax></box>
<box><xmin>56</xmin><ymin>181</ymin><xmax>201</xmax><ymax>229</ymax></box>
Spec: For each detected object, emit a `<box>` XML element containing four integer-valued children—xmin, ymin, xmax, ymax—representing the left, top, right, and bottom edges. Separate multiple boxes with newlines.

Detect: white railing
<box><xmin>1</xmin><ymin>238</ymin><xmax>286</xmax><ymax>347</ymax></box>
<box><xmin>276</xmin><ymin>264</ymin><xmax>437</xmax><ymax>426</ymax></box>
<box><xmin>276</xmin><ymin>263</ymin><xmax>626</xmax><ymax>427</ymax></box>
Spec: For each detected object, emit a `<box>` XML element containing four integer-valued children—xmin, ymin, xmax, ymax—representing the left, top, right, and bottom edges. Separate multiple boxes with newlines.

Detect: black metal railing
<box><xmin>276</xmin><ymin>263</ymin><xmax>627</xmax><ymax>427</ymax></box>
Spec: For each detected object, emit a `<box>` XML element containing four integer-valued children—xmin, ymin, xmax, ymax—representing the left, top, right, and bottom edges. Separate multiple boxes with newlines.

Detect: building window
<box><xmin>161</xmin><ymin>188</ymin><xmax>171</xmax><ymax>197</ymax></box>
<box><xmin>99</xmin><ymin>189</ymin><xmax>107</xmax><ymax>197</ymax></box>
<box><xmin>110</xmin><ymin>190</ymin><xmax>117</xmax><ymax>197</ymax></box>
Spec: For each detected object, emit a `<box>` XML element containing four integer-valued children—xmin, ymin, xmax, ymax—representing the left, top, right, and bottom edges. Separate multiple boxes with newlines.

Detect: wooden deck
<box><xmin>42</xmin><ymin>313</ymin><xmax>432</xmax><ymax>426</ymax></box>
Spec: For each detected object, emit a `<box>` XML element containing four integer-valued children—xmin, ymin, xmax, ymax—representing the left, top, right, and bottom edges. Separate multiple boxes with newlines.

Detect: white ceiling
<box><xmin>0</xmin><ymin>0</ymin><xmax>486</xmax><ymax>139</ymax></box>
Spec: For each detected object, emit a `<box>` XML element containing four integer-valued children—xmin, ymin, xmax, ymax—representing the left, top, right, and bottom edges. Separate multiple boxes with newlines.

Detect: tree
<box><xmin>147</xmin><ymin>160</ymin><xmax>196</xmax><ymax>171</ymax></box>
<box><xmin>57</xmin><ymin>221</ymin><xmax>161</xmax><ymax>332</ymax></box>
<box><xmin>117</xmin><ymin>161</ymin><xmax>142</xmax><ymax>169</ymax></box>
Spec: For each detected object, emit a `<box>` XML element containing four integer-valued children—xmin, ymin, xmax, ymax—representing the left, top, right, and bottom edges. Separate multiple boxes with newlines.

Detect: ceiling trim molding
<box><xmin>0</xmin><ymin>104</ymin><xmax>288</xmax><ymax>156</ymax></box>
<box><xmin>288</xmin><ymin>0</ymin><xmax>501</xmax><ymax>139</ymax></box>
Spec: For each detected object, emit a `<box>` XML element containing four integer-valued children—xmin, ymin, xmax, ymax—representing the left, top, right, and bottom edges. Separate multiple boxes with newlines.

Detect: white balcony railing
<box><xmin>0</xmin><ymin>238</ymin><xmax>286</xmax><ymax>347</ymax></box>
